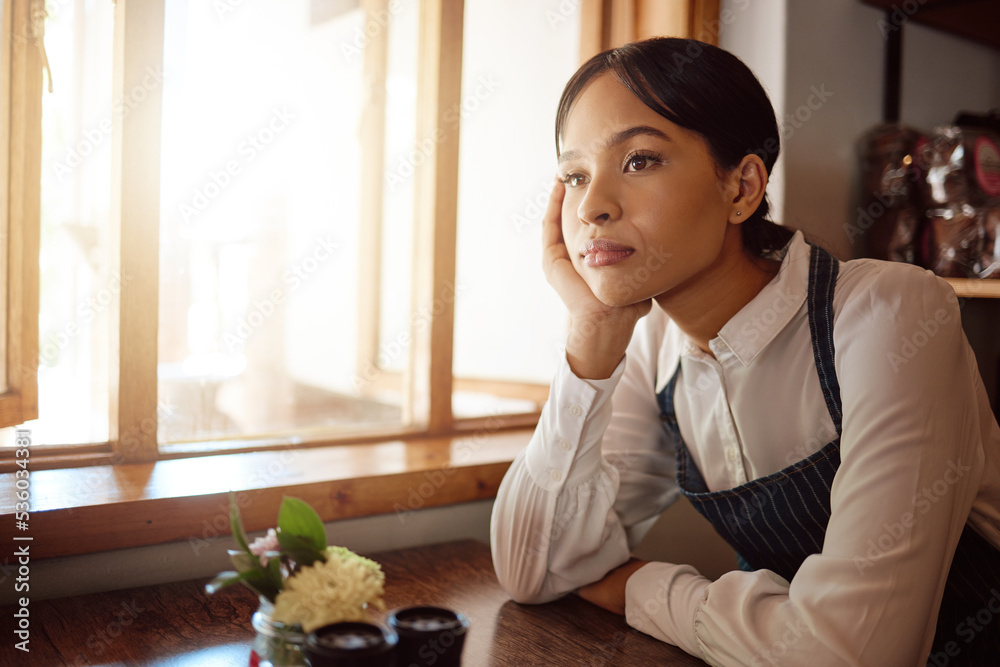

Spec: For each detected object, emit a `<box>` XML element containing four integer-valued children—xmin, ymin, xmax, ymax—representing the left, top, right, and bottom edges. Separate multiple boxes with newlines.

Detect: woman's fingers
<box><xmin>541</xmin><ymin>178</ymin><xmax>583</xmax><ymax>291</ymax></box>
<box><xmin>541</xmin><ymin>178</ymin><xmax>583</xmax><ymax>297</ymax></box>
<box><xmin>541</xmin><ymin>177</ymin><xmax>568</xmax><ymax>261</ymax></box>
<box><xmin>537</xmin><ymin>175</ymin><xmax>647</xmax><ymax>378</ymax></box>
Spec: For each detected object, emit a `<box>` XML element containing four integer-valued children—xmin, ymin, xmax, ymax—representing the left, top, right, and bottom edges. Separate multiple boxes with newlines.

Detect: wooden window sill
<box><xmin>0</xmin><ymin>429</ymin><xmax>530</xmax><ymax>559</ymax></box>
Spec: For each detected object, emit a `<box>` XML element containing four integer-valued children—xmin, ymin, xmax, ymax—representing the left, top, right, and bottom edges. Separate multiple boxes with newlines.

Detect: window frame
<box><xmin>0</xmin><ymin>0</ymin><xmax>41</xmax><ymax>431</ymax></box>
<box><xmin>0</xmin><ymin>0</ymin><xmax>717</xmax><ymax>563</ymax></box>
<box><xmin>0</xmin><ymin>0</ymin><xmax>716</xmax><ymax>472</ymax></box>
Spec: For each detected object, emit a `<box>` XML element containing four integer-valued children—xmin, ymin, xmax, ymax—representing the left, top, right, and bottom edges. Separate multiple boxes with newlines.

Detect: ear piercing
<box><xmin>736</xmin><ymin>211</ymin><xmax>742</xmax><ymax>217</ymax></box>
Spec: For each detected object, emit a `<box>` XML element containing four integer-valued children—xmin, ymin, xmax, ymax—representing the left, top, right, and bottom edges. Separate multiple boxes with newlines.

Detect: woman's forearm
<box><xmin>490</xmin><ymin>356</ymin><xmax>633</xmax><ymax>602</ymax></box>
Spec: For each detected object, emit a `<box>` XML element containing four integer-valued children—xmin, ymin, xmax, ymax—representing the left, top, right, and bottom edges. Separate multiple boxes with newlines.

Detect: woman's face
<box><xmin>558</xmin><ymin>72</ymin><xmax>740</xmax><ymax>307</ymax></box>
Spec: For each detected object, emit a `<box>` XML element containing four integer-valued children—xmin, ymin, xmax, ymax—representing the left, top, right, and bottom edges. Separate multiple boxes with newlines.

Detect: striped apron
<box><xmin>655</xmin><ymin>244</ymin><xmax>1000</xmax><ymax>664</ymax></box>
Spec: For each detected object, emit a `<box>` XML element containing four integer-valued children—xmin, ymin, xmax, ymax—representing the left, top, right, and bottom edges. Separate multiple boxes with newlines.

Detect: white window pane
<box><xmin>370</xmin><ymin>1</ymin><xmax>418</xmax><ymax>398</ymax></box>
<box><xmin>27</xmin><ymin>0</ymin><xmax>115</xmax><ymax>444</ymax></box>
<box><xmin>158</xmin><ymin>0</ymin><xmax>411</xmax><ymax>442</ymax></box>
<box><xmin>452</xmin><ymin>0</ymin><xmax>578</xmax><ymax>417</ymax></box>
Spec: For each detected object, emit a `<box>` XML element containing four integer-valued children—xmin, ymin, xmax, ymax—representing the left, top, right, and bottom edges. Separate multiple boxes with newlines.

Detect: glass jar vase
<box><xmin>250</xmin><ymin>597</ymin><xmax>307</xmax><ymax>667</ymax></box>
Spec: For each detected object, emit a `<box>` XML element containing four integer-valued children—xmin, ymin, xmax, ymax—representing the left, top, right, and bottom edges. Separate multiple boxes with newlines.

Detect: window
<box><xmin>1</xmin><ymin>0</ymin><xmax>714</xmax><ymax>468</ymax></box>
<box><xmin>0</xmin><ymin>0</ymin><xmax>41</xmax><ymax>432</ymax></box>
<box><xmin>33</xmin><ymin>0</ymin><xmax>113</xmax><ymax>446</ymax></box>
<box><xmin>452</xmin><ymin>0</ymin><xmax>578</xmax><ymax>419</ymax></box>
<box><xmin>156</xmin><ymin>1</ymin><xmax>407</xmax><ymax>444</ymax></box>
<box><xmin>0</xmin><ymin>0</ymin><xmax>8</xmax><ymax>400</ymax></box>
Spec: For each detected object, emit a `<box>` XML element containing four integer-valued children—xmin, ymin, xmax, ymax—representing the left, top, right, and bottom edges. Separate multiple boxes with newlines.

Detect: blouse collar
<box><xmin>655</xmin><ymin>230</ymin><xmax>812</xmax><ymax>393</ymax></box>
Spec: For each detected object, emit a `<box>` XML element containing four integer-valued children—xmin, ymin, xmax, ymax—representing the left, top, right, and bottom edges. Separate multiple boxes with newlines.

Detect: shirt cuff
<box><xmin>624</xmin><ymin>561</ymin><xmax>709</xmax><ymax>659</ymax></box>
<box><xmin>523</xmin><ymin>354</ymin><xmax>627</xmax><ymax>492</ymax></box>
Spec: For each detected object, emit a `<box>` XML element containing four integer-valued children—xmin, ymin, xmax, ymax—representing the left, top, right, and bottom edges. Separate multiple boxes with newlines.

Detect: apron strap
<box><xmin>806</xmin><ymin>244</ymin><xmax>843</xmax><ymax>437</ymax></box>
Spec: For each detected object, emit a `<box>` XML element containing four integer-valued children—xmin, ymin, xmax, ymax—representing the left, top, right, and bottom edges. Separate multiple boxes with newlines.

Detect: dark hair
<box><xmin>555</xmin><ymin>37</ymin><xmax>794</xmax><ymax>258</ymax></box>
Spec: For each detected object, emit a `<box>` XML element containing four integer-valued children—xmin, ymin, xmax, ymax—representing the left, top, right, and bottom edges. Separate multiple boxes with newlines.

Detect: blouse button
<box><xmin>727</xmin><ymin>449</ymin><xmax>740</xmax><ymax>461</ymax></box>
<box><xmin>549</xmin><ymin>469</ymin><xmax>563</xmax><ymax>482</ymax></box>
<box><xmin>568</xmin><ymin>404</ymin><xmax>583</xmax><ymax>417</ymax></box>
<box><xmin>559</xmin><ymin>439</ymin><xmax>572</xmax><ymax>451</ymax></box>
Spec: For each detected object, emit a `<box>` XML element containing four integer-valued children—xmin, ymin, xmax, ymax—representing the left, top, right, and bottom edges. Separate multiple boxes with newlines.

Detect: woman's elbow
<box><xmin>497</xmin><ymin>576</ymin><xmax>564</xmax><ymax>605</ymax></box>
<box><xmin>491</xmin><ymin>546</ymin><xmax>564</xmax><ymax>605</ymax></box>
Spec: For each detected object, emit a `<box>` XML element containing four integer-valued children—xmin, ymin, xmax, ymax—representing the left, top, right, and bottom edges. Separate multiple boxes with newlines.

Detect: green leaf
<box><xmin>245</xmin><ymin>568</ymin><xmax>282</xmax><ymax>602</ymax></box>
<box><xmin>205</xmin><ymin>570</ymin><xmax>253</xmax><ymax>595</ymax></box>
<box><xmin>279</xmin><ymin>535</ymin><xmax>327</xmax><ymax>569</ymax></box>
<box><xmin>266</xmin><ymin>554</ymin><xmax>284</xmax><ymax>590</ymax></box>
<box><xmin>276</xmin><ymin>496</ymin><xmax>326</xmax><ymax>553</ymax></box>
<box><xmin>228</xmin><ymin>550</ymin><xmax>260</xmax><ymax>574</ymax></box>
<box><xmin>229</xmin><ymin>492</ymin><xmax>251</xmax><ymax>554</ymax></box>
<box><xmin>206</xmin><ymin>563</ymin><xmax>282</xmax><ymax>602</ymax></box>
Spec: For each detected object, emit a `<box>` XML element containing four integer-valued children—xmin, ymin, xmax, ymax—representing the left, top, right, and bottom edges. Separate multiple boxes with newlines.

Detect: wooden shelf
<box><xmin>944</xmin><ymin>278</ymin><xmax>1000</xmax><ymax>299</ymax></box>
<box><xmin>861</xmin><ymin>0</ymin><xmax>1000</xmax><ymax>52</ymax></box>
<box><xmin>0</xmin><ymin>430</ymin><xmax>531</xmax><ymax>559</ymax></box>
<box><xmin>856</xmin><ymin>0</ymin><xmax>1000</xmax><ymax>300</ymax></box>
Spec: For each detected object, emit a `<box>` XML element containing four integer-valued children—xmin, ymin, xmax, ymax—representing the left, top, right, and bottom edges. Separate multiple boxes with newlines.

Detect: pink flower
<box><xmin>248</xmin><ymin>528</ymin><xmax>280</xmax><ymax>566</ymax></box>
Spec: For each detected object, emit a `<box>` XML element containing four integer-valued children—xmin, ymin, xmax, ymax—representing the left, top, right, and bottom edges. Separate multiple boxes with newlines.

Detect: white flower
<box><xmin>272</xmin><ymin>546</ymin><xmax>386</xmax><ymax>633</ymax></box>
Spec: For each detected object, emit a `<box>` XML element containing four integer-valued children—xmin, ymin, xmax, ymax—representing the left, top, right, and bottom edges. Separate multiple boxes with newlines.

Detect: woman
<box><xmin>490</xmin><ymin>38</ymin><xmax>1000</xmax><ymax>666</ymax></box>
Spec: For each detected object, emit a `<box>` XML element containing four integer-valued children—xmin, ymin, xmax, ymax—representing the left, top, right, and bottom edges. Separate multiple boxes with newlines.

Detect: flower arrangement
<box><xmin>206</xmin><ymin>494</ymin><xmax>385</xmax><ymax>633</ymax></box>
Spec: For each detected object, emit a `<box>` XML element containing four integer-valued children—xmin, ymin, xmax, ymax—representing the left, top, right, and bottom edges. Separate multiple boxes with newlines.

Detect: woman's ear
<box><xmin>727</xmin><ymin>154</ymin><xmax>768</xmax><ymax>225</ymax></box>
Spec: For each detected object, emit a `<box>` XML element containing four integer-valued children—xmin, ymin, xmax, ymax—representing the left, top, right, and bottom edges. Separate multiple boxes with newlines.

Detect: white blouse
<box><xmin>490</xmin><ymin>231</ymin><xmax>1000</xmax><ymax>666</ymax></box>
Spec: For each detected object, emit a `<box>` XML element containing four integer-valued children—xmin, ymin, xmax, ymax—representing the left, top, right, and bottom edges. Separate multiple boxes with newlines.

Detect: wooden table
<box><xmin>1</xmin><ymin>540</ymin><xmax>706</xmax><ymax>665</ymax></box>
